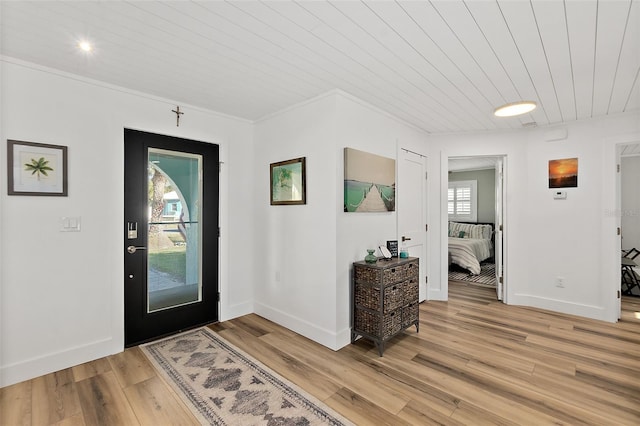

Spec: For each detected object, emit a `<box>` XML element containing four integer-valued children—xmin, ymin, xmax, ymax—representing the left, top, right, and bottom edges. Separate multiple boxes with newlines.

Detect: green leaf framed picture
<box><xmin>7</xmin><ymin>140</ymin><xmax>68</xmax><ymax>196</ymax></box>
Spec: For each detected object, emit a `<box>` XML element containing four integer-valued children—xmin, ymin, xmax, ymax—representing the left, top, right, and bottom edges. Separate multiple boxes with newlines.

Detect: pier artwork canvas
<box><xmin>344</xmin><ymin>148</ymin><xmax>395</xmax><ymax>212</ymax></box>
<box><xmin>549</xmin><ymin>158</ymin><xmax>578</xmax><ymax>188</ymax></box>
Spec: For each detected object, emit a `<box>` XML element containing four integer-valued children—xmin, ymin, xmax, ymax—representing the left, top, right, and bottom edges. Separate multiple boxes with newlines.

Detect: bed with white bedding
<box><xmin>448</xmin><ymin>222</ymin><xmax>493</xmax><ymax>275</ymax></box>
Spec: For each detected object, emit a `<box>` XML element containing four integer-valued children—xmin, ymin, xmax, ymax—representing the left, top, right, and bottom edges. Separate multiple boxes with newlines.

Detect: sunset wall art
<box><xmin>549</xmin><ymin>158</ymin><xmax>578</xmax><ymax>188</ymax></box>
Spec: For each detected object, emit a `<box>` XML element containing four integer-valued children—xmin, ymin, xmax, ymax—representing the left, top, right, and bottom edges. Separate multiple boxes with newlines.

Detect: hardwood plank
<box><xmin>75</xmin><ymin>371</ymin><xmax>139</xmax><ymax>426</ymax></box>
<box><xmin>324</xmin><ymin>387</ymin><xmax>412</xmax><ymax>426</ymax></box>
<box><xmin>218</xmin><ymin>326</ymin><xmax>342</xmax><ymax>401</ymax></box>
<box><xmin>7</xmin><ymin>281</ymin><xmax>640</xmax><ymax>426</ymax></box>
<box><xmin>71</xmin><ymin>358</ymin><xmax>112</xmax><ymax>382</ymax></box>
<box><xmin>53</xmin><ymin>413</ymin><xmax>86</xmax><ymax>426</ymax></box>
<box><xmin>0</xmin><ymin>380</ymin><xmax>32</xmax><ymax>425</ymax></box>
<box><xmin>31</xmin><ymin>368</ymin><xmax>82</xmax><ymax>425</ymax></box>
<box><xmin>122</xmin><ymin>376</ymin><xmax>199</xmax><ymax>426</ymax></box>
<box><xmin>396</xmin><ymin>398</ymin><xmax>463</xmax><ymax>425</ymax></box>
<box><xmin>107</xmin><ymin>347</ymin><xmax>156</xmax><ymax>388</ymax></box>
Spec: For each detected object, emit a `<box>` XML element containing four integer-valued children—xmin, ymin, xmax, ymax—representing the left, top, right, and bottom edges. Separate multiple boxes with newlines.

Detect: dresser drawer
<box><xmin>382</xmin><ymin>262</ymin><xmax>415</xmax><ymax>284</ymax></box>
<box><xmin>355</xmin><ymin>308</ymin><xmax>402</xmax><ymax>339</ymax></box>
<box><xmin>403</xmin><ymin>279</ymin><xmax>419</xmax><ymax>305</ymax></box>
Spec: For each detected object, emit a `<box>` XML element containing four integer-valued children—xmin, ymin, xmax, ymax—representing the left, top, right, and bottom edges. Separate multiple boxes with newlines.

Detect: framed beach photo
<box><xmin>344</xmin><ymin>148</ymin><xmax>395</xmax><ymax>212</ymax></box>
<box><xmin>270</xmin><ymin>157</ymin><xmax>306</xmax><ymax>205</ymax></box>
<box><xmin>8</xmin><ymin>140</ymin><xmax>68</xmax><ymax>196</ymax></box>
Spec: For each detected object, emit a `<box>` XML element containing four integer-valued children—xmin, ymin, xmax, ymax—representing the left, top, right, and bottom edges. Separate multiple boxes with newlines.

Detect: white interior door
<box><xmin>495</xmin><ymin>159</ymin><xmax>504</xmax><ymax>301</ymax></box>
<box><xmin>616</xmin><ymin>146</ymin><xmax>623</xmax><ymax>319</ymax></box>
<box><xmin>398</xmin><ymin>149</ymin><xmax>427</xmax><ymax>301</ymax></box>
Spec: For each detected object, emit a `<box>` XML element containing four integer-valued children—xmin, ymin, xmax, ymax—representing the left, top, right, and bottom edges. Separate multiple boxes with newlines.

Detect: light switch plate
<box><xmin>60</xmin><ymin>216</ymin><xmax>81</xmax><ymax>232</ymax></box>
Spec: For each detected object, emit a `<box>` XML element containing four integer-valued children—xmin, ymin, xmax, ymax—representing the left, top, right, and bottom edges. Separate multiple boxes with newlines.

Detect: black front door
<box><xmin>124</xmin><ymin>129</ymin><xmax>219</xmax><ymax>346</ymax></box>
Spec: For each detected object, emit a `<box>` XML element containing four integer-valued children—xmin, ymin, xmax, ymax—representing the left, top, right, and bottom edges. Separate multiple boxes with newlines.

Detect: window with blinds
<box><xmin>448</xmin><ymin>180</ymin><xmax>477</xmax><ymax>222</ymax></box>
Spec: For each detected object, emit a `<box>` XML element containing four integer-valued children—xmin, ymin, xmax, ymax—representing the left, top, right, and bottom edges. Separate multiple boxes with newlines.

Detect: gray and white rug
<box><xmin>141</xmin><ymin>327</ymin><xmax>353</xmax><ymax>426</ymax></box>
<box><xmin>448</xmin><ymin>262</ymin><xmax>497</xmax><ymax>287</ymax></box>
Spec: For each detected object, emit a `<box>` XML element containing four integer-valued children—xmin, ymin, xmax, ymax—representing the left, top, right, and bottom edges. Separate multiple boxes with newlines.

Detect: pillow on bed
<box><xmin>449</xmin><ymin>221</ymin><xmax>493</xmax><ymax>240</ymax></box>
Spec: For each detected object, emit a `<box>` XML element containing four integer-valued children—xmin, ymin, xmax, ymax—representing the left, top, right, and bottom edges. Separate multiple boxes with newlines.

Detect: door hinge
<box><xmin>217</xmin><ymin>292</ymin><xmax>220</xmax><ymax>302</ymax></box>
<box><xmin>499</xmin><ymin>276</ymin><xmax>503</xmax><ymax>284</ymax></box>
<box><xmin>617</xmin><ymin>227</ymin><xmax>621</xmax><ymax>236</ymax></box>
<box><xmin>617</xmin><ymin>290</ymin><xmax>621</xmax><ymax>299</ymax></box>
<box><xmin>617</xmin><ymin>164</ymin><xmax>620</xmax><ymax>173</ymax></box>
<box><xmin>425</xmin><ymin>171</ymin><xmax>428</xmax><ymax>180</ymax></box>
<box><xmin>218</xmin><ymin>227</ymin><xmax>221</xmax><ymax>237</ymax></box>
<box><xmin>425</xmin><ymin>224</ymin><xmax>428</xmax><ymax>232</ymax></box>
<box><xmin>425</xmin><ymin>276</ymin><xmax>428</xmax><ymax>283</ymax></box>
<box><xmin>219</xmin><ymin>161</ymin><xmax>224</xmax><ymax>173</ymax></box>
<box><xmin>499</xmin><ymin>224</ymin><xmax>503</xmax><ymax>231</ymax></box>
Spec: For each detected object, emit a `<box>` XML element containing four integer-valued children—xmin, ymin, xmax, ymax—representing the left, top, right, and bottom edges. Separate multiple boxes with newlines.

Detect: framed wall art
<box><xmin>549</xmin><ymin>157</ymin><xmax>578</xmax><ymax>188</ymax></box>
<box><xmin>344</xmin><ymin>147</ymin><xmax>395</xmax><ymax>212</ymax></box>
<box><xmin>7</xmin><ymin>140</ymin><xmax>68</xmax><ymax>196</ymax></box>
<box><xmin>270</xmin><ymin>157</ymin><xmax>306</xmax><ymax>205</ymax></box>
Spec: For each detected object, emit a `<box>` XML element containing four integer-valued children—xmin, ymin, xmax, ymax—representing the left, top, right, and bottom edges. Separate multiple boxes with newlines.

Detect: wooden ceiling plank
<box><xmin>565</xmin><ymin>0</ymin><xmax>598</xmax><ymax>120</ymax></box>
<box><xmin>592</xmin><ymin>0</ymin><xmax>633</xmax><ymax>117</ymax></box>
<box><xmin>367</xmin><ymin>1</ymin><xmax>500</xmax><ymax>124</ymax></box>
<box><xmin>462</xmin><ymin>0</ymin><xmax>545</xmax><ymax>126</ymax></box>
<box><xmin>497</xmin><ymin>0</ymin><xmax>563</xmax><ymax>124</ymax></box>
<box><xmin>604</xmin><ymin>0</ymin><xmax>640</xmax><ymax>114</ymax></box>
<box><xmin>530</xmin><ymin>0</ymin><xmax>578</xmax><ymax>122</ymax></box>
<box><xmin>330</xmin><ymin>1</ymin><xmax>494</xmax><ymax>131</ymax></box>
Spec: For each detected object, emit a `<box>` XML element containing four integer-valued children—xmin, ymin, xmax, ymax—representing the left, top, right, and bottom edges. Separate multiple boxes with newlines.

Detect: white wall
<box><xmin>621</xmin><ymin>155</ymin><xmax>640</xmax><ymax>251</ymax></box>
<box><xmin>334</xmin><ymin>94</ymin><xmax>430</xmax><ymax>347</ymax></box>
<box><xmin>253</xmin><ymin>93</ymin><xmax>339</xmax><ymax>349</ymax></box>
<box><xmin>253</xmin><ymin>91</ymin><xmax>430</xmax><ymax>350</ymax></box>
<box><xmin>0</xmin><ymin>58</ymin><xmax>254</xmax><ymax>387</ymax></box>
<box><xmin>431</xmin><ymin>112</ymin><xmax>640</xmax><ymax>320</ymax></box>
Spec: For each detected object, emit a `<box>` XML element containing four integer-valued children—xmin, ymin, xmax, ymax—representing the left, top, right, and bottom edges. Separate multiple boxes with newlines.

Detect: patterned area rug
<box><xmin>448</xmin><ymin>262</ymin><xmax>497</xmax><ymax>287</ymax></box>
<box><xmin>141</xmin><ymin>327</ymin><xmax>352</xmax><ymax>426</ymax></box>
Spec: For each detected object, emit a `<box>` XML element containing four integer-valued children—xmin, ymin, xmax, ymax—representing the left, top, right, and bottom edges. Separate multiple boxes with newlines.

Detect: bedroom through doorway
<box><xmin>447</xmin><ymin>155</ymin><xmax>505</xmax><ymax>301</ymax></box>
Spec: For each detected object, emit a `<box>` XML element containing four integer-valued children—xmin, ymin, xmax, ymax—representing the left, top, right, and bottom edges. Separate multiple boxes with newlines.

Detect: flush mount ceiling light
<box><xmin>78</xmin><ymin>40</ymin><xmax>92</xmax><ymax>52</ymax></box>
<box><xmin>494</xmin><ymin>101</ymin><xmax>537</xmax><ymax>117</ymax></box>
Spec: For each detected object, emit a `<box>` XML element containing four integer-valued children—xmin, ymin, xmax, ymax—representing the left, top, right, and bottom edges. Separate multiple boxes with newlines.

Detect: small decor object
<box><xmin>270</xmin><ymin>157</ymin><xmax>306</xmax><ymax>205</ymax></box>
<box><xmin>365</xmin><ymin>249</ymin><xmax>377</xmax><ymax>263</ymax></box>
<box><xmin>171</xmin><ymin>105</ymin><xmax>184</xmax><ymax>127</ymax></box>
<box><xmin>386</xmin><ymin>240</ymin><xmax>398</xmax><ymax>258</ymax></box>
<box><xmin>549</xmin><ymin>158</ymin><xmax>578</xmax><ymax>188</ymax></box>
<box><xmin>344</xmin><ymin>147</ymin><xmax>395</xmax><ymax>212</ymax></box>
<box><xmin>8</xmin><ymin>140</ymin><xmax>68</xmax><ymax>196</ymax></box>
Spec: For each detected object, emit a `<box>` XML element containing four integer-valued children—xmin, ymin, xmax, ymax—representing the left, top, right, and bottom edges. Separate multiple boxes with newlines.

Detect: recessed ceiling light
<box><xmin>78</xmin><ymin>41</ymin><xmax>92</xmax><ymax>52</ymax></box>
<box><xmin>494</xmin><ymin>101</ymin><xmax>537</xmax><ymax>117</ymax></box>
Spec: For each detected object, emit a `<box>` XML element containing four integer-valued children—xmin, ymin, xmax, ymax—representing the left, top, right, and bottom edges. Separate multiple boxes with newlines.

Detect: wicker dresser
<box><xmin>351</xmin><ymin>257</ymin><xmax>419</xmax><ymax>356</ymax></box>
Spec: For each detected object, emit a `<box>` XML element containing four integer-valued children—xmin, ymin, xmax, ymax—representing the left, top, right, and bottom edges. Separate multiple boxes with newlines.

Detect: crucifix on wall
<box><xmin>172</xmin><ymin>106</ymin><xmax>184</xmax><ymax>127</ymax></box>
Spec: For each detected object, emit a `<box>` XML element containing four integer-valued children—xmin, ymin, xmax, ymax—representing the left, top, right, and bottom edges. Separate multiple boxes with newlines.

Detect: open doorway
<box><xmin>446</xmin><ymin>155</ymin><xmax>506</xmax><ymax>301</ymax></box>
<box><xmin>620</xmin><ymin>144</ymin><xmax>640</xmax><ymax>299</ymax></box>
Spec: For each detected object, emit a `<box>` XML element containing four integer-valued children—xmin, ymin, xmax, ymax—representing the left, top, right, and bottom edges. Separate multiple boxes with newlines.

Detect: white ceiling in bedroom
<box><xmin>1</xmin><ymin>0</ymin><xmax>638</xmax><ymax>134</ymax></box>
<box><xmin>448</xmin><ymin>156</ymin><xmax>500</xmax><ymax>172</ymax></box>
<box><xmin>620</xmin><ymin>143</ymin><xmax>640</xmax><ymax>156</ymax></box>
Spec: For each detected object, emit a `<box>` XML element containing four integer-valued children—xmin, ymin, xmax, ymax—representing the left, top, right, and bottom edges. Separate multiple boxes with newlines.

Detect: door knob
<box><xmin>127</xmin><ymin>245</ymin><xmax>147</xmax><ymax>254</ymax></box>
<box><xmin>128</xmin><ymin>274</ymin><xmax>134</xmax><ymax>279</ymax></box>
<box><xmin>402</xmin><ymin>236</ymin><xmax>412</xmax><ymax>242</ymax></box>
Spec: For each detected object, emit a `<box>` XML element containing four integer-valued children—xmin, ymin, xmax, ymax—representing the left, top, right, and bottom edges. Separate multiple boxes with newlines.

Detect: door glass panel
<box><xmin>147</xmin><ymin>148</ymin><xmax>202</xmax><ymax>312</ymax></box>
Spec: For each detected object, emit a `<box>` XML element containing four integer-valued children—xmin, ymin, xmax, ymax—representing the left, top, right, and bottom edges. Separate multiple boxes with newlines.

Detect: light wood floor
<box><xmin>2</xmin><ymin>282</ymin><xmax>640</xmax><ymax>425</ymax></box>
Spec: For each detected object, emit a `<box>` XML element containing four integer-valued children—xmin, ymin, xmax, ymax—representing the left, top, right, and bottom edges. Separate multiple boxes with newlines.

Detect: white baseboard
<box><xmin>254</xmin><ymin>302</ymin><xmax>341</xmax><ymax>350</ymax></box>
<box><xmin>0</xmin><ymin>337</ymin><xmax>117</xmax><ymax>387</ymax></box>
<box><xmin>220</xmin><ymin>300</ymin><xmax>253</xmax><ymax>322</ymax></box>
<box><xmin>428</xmin><ymin>288</ymin><xmax>447</xmax><ymax>301</ymax></box>
<box><xmin>509</xmin><ymin>293</ymin><xmax>609</xmax><ymax>322</ymax></box>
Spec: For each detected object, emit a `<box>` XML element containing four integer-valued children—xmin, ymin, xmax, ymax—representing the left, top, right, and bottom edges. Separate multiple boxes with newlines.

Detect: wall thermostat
<box><xmin>553</xmin><ymin>191</ymin><xmax>567</xmax><ymax>200</ymax></box>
